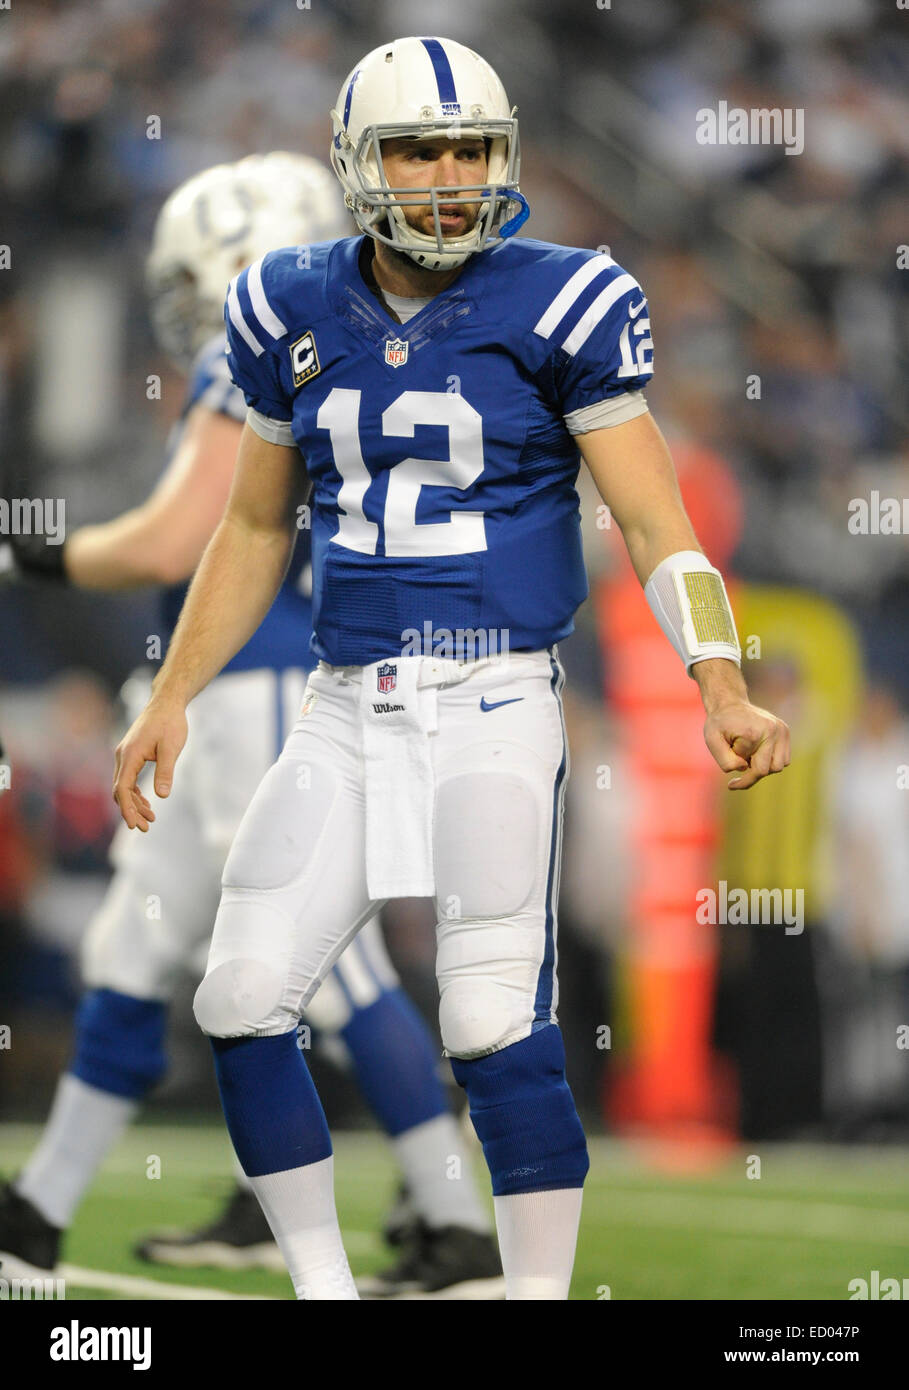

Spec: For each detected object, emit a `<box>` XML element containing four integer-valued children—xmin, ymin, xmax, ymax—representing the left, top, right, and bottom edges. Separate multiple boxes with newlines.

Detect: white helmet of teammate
<box><xmin>330</xmin><ymin>36</ymin><xmax>528</xmax><ymax>272</ymax></box>
<box><xmin>147</xmin><ymin>152</ymin><xmax>349</xmax><ymax>367</ymax></box>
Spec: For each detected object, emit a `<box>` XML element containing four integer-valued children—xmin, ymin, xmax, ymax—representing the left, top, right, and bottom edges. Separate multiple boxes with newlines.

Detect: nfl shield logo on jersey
<box><xmin>384</xmin><ymin>338</ymin><xmax>409</xmax><ymax>368</ymax></box>
<box><xmin>377</xmin><ymin>662</ymin><xmax>397</xmax><ymax>693</ymax></box>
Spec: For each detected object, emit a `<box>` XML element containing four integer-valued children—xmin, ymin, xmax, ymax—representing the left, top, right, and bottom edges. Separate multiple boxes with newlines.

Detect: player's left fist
<box><xmin>702</xmin><ymin>700</ymin><xmax>790</xmax><ymax>791</ymax></box>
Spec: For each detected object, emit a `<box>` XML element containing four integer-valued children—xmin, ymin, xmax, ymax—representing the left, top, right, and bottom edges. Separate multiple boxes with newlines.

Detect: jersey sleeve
<box><xmin>186</xmin><ymin>337</ymin><xmax>247</xmax><ymax>423</ymax></box>
<box><xmin>534</xmin><ymin>255</ymin><xmax>654</xmax><ymax>427</ymax></box>
<box><xmin>224</xmin><ymin>258</ymin><xmax>293</xmax><ymax>423</ymax></box>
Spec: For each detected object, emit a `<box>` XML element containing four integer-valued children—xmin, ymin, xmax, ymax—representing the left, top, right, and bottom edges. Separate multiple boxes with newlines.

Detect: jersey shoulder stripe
<box><xmin>487</xmin><ymin>239</ymin><xmax>645</xmax><ymax>361</ymax></box>
<box><xmin>228</xmin><ymin>239</ymin><xmax>350</xmax><ymax>364</ymax></box>
<box><xmin>561</xmin><ymin>272</ymin><xmax>639</xmax><ymax>356</ymax></box>
<box><xmin>532</xmin><ymin>254</ymin><xmax>617</xmax><ymax>339</ymax></box>
<box><xmin>227</xmin><ymin>275</ymin><xmax>264</xmax><ymax>357</ymax></box>
<box><xmin>246</xmin><ymin>255</ymin><xmax>288</xmax><ymax>342</ymax></box>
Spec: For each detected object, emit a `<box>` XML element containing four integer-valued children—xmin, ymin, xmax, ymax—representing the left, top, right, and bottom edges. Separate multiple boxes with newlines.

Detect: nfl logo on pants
<box><xmin>384</xmin><ymin>338</ymin><xmax>409</xmax><ymax>368</ymax></box>
<box><xmin>377</xmin><ymin>662</ymin><xmax>397</xmax><ymax>693</ymax></box>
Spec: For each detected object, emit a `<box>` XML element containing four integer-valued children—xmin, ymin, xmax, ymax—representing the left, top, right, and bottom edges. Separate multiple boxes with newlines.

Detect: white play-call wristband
<box><xmin>644</xmin><ymin>549</ymin><xmax>741</xmax><ymax>672</ymax></box>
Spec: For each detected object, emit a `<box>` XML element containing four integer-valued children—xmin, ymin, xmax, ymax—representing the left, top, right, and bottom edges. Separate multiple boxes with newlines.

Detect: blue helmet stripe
<box><xmin>342</xmin><ymin>68</ymin><xmax>359</xmax><ymax>129</ymax></box>
<box><xmin>420</xmin><ymin>37</ymin><xmax>459</xmax><ymax>110</ymax></box>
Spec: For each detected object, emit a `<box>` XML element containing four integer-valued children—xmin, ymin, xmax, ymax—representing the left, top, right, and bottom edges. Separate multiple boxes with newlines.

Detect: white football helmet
<box><xmin>146</xmin><ymin>152</ymin><xmax>349</xmax><ymax>367</ymax></box>
<box><xmin>330</xmin><ymin>36</ymin><xmax>528</xmax><ymax>272</ymax></box>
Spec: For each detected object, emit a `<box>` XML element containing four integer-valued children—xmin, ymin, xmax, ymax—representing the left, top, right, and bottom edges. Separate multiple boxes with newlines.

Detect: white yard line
<box><xmin>59</xmin><ymin>1264</ymin><xmax>276</xmax><ymax>1300</ymax></box>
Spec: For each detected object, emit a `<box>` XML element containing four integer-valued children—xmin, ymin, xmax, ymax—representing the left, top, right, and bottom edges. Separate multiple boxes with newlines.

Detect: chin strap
<box><xmin>499</xmin><ymin>190</ymin><xmax>531</xmax><ymax>239</ymax></box>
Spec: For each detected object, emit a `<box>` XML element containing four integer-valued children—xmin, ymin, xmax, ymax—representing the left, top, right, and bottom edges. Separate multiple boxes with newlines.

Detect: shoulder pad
<box><xmin>490</xmin><ymin>239</ymin><xmax>643</xmax><ymax>356</ymax></box>
<box><xmin>226</xmin><ymin>241</ymin><xmax>339</xmax><ymax>359</ymax></box>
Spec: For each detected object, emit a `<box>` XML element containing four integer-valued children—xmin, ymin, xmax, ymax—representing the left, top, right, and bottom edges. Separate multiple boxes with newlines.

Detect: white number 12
<box><xmin>316</xmin><ymin>388</ymin><xmax>487</xmax><ymax>557</ymax></box>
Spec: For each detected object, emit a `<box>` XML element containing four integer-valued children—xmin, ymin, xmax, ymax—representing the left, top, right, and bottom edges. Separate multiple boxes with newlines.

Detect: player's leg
<box><xmin>0</xmin><ymin>747</ymin><xmax>217</xmax><ymax>1278</ymax></box>
<box><xmin>146</xmin><ymin>907</ymin><xmax>500</xmax><ymax>1291</ymax></box>
<box><xmin>128</xmin><ymin>666</ymin><xmax>493</xmax><ymax>1290</ymax></box>
<box><xmin>432</xmin><ymin>650</ymin><xmax>589</xmax><ymax>1301</ymax></box>
<box><xmin>192</xmin><ymin>665</ymin><xmax>379</xmax><ymax>1300</ymax></box>
<box><xmin>307</xmin><ymin>916</ymin><xmax>503</xmax><ymax>1298</ymax></box>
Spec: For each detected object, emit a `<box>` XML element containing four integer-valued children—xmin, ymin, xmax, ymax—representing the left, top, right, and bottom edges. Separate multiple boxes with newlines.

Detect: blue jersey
<box><xmin>160</xmin><ymin>334</ymin><xmax>315</xmax><ymax>674</ymax></box>
<box><xmin>225</xmin><ymin>235</ymin><xmax>654</xmax><ymax>665</ymax></box>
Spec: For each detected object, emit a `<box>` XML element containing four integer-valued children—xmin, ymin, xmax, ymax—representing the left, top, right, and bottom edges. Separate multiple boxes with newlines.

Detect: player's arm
<box><xmin>578</xmin><ymin>411</ymin><xmax>790</xmax><ymax>789</ymax></box>
<box><xmin>64</xmin><ymin>407</ymin><xmax>241</xmax><ymax>589</ymax></box>
<box><xmin>112</xmin><ymin>422</ymin><xmax>306</xmax><ymax>829</ymax></box>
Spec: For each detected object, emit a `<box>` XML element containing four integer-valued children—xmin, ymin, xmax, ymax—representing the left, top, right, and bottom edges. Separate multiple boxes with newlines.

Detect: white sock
<box><xmin>493</xmin><ymin>1188</ymin><xmax>584</xmax><ymax>1300</ymax></box>
<box><xmin>249</xmin><ymin>1157</ymin><xmax>359</xmax><ymax>1300</ymax></box>
<box><xmin>232</xmin><ymin>1154</ymin><xmax>253</xmax><ymax>1192</ymax></box>
<box><xmin>15</xmin><ymin>1073</ymin><xmax>138</xmax><ymax>1228</ymax></box>
<box><xmin>393</xmin><ymin>1113</ymin><xmax>491</xmax><ymax>1234</ymax></box>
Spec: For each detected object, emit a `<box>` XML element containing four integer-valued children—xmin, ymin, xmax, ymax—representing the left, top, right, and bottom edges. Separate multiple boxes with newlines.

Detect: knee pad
<box><xmin>193</xmin><ymin>958</ymin><xmax>287</xmax><ymax>1038</ymax></box>
<box><xmin>439</xmin><ymin>975</ymin><xmax>532</xmax><ymax>1058</ymax></box>
<box><xmin>70</xmin><ymin>988</ymin><xmax>167</xmax><ymax>1100</ymax></box>
<box><xmin>434</xmin><ymin>767</ymin><xmax>545</xmax><ymax>1059</ymax></box>
<box><xmin>450</xmin><ymin>1025</ymin><xmax>589</xmax><ymax>1195</ymax></box>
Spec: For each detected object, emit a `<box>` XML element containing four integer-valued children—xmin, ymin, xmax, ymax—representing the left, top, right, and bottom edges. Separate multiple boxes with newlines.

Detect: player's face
<box><xmin>380</xmin><ymin>137</ymin><xmax>488</xmax><ymax>238</ymax></box>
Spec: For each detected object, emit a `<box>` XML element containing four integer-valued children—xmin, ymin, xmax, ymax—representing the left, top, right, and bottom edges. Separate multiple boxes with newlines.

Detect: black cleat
<box><xmin>381</xmin><ymin>1182</ymin><xmax>420</xmax><ymax>1249</ymax></box>
<box><xmin>134</xmin><ymin>1184</ymin><xmax>283</xmax><ymax>1271</ymax></box>
<box><xmin>357</xmin><ymin>1221</ymin><xmax>505</xmax><ymax>1300</ymax></box>
<box><xmin>0</xmin><ymin>1180</ymin><xmax>62</xmax><ymax>1280</ymax></box>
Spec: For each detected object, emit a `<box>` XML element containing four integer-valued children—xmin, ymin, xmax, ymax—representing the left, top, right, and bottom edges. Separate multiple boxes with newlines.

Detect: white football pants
<box><xmin>195</xmin><ymin>649</ymin><xmax>569</xmax><ymax>1059</ymax></box>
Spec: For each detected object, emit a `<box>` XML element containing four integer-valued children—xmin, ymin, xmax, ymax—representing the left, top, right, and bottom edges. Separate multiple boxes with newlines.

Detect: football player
<box><xmin>0</xmin><ymin>152</ymin><xmax>502</xmax><ymax>1299</ymax></box>
<box><xmin>113</xmin><ymin>39</ymin><xmax>790</xmax><ymax>1300</ymax></box>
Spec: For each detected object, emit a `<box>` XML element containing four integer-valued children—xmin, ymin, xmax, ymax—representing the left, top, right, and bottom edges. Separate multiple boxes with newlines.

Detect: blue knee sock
<box><xmin>210</xmin><ymin>1031</ymin><xmax>332</xmax><ymax>1178</ymax></box>
<box><xmin>450</xmin><ymin>1024</ymin><xmax>589</xmax><ymax>1196</ymax></box>
<box><xmin>70</xmin><ymin>988</ymin><xmax>167</xmax><ymax>1100</ymax></box>
<box><xmin>339</xmin><ymin>987</ymin><xmax>448</xmax><ymax>1137</ymax></box>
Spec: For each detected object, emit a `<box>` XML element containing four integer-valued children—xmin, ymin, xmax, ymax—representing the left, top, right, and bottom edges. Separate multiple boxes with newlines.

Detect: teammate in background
<box><xmin>114</xmin><ymin>39</ymin><xmax>790</xmax><ymax>1300</ymax></box>
<box><xmin>0</xmin><ymin>153</ymin><xmax>502</xmax><ymax>1300</ymax></box>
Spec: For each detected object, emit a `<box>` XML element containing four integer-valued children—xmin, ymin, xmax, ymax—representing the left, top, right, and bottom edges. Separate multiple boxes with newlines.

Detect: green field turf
<box><xmin>2</xmin><ymin>1123</ymin><xmax>908</xmax><ymax>1300</ymax></box>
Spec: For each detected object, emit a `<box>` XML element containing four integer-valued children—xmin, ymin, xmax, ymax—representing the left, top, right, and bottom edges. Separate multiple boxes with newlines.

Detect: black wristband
<box><xmin>9</xmin><ymin>530</ymin><xmax>67</xmax><ymax>581</ymax></box>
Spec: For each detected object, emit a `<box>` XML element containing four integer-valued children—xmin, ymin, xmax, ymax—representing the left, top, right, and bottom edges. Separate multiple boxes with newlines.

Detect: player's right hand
<box><xmin>113</xmin><ymin>697</ymin><xmax>188</xmax><ymax>831</ymax></box>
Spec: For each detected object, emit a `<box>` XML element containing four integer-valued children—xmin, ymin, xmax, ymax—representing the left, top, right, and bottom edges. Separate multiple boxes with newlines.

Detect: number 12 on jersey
<box><xmin>316</xmin><ymin>387</ymin><xmax>488</xmax><ymax>558</ymax></box>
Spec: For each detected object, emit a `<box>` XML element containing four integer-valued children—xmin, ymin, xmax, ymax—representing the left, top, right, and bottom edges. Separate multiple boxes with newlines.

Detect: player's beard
<box><xmin>400</xmin><ymin>199</ymin><xmax>482</xmax><ymax>240</ymax></box>
<box><xmin>374</xmin><ymin>201</ymin><xmax>481</xmax><ymax>279</ymax></box>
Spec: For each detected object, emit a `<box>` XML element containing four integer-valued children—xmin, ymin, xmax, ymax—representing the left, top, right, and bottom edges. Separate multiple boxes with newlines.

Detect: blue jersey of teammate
<box><xmin>160</xmin><ymin>334</ymin><xmax>315</xmax><ymax>674</ymax></box>
<box><xmin>225</xmin><ymin>235</ymin><xmax>654</xmax><ymax>666</ymax></box>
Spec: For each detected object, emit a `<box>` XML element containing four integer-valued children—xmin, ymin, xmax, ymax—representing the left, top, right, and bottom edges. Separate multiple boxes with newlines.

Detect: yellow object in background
<box><xmin>719</xmin><ymin>585</ymin><xmax>863</xmax><ymax>925</ymax></box>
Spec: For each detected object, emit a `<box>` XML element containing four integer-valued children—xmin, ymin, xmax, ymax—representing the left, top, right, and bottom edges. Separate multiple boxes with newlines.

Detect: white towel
<box><xmin>361</xmin><ymin>658</ymin><xmax>436</xmax><ymax>898</ymax></box>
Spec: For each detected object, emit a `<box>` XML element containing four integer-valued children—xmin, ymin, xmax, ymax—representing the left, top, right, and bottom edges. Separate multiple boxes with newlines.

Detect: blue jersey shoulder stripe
<box><xmin>227</xmin><ymin>271</ymin><xmax>264</xmax><ymax>357</ymax></box>
<box><xmin>531</xmin><ymin>254</ymin><xmax>642</xmax><ymax>358</ymax></box>
<box><xmin>246</xmin><ymin>256</ymin><xmax>288</xmax><ymax>342</ymax></box>
<box><xmin>533</xmin><ymin>255</ymin><xmax>616</xmax><ymax>339</ymax></box>
<box><xmin>560</xmin><ymin>273</ymin><xmax>639</xmax><ymax>356</ymax></box>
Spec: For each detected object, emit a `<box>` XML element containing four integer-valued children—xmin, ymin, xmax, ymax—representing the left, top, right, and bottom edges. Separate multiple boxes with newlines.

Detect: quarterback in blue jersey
<box><xmin>1</xmin><ymin>153</ymin><xmax>503</xmax><ymax>1299</ymax></box>
<box><xmin>114</xmin><ymin>38</ymin><xmax>790</xmax><ymax>1300</ymax></box>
